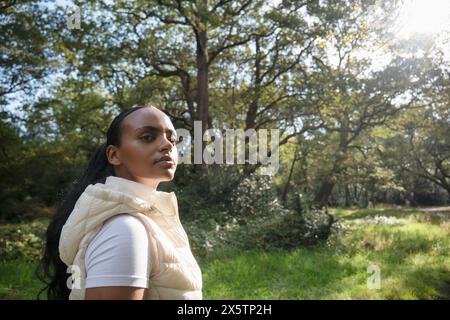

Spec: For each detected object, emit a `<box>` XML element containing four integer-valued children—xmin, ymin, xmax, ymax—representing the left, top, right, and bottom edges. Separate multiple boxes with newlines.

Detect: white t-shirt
<box><xmin>84</xmin><ymin>214</ymin><xmax>150</xmax><ymax>289</ymax></box>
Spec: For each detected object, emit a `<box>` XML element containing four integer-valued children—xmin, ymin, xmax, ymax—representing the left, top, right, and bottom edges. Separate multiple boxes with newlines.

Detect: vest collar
<box><xmin>104</xmin><ymin>175</ymin><xmax>178</xmax><ymax>217</ymax></box>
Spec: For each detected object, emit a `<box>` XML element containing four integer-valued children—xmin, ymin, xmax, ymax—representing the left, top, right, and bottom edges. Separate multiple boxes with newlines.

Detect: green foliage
<box><xmin>0</xmin><ymin>208</ymin><xmax>449</xmax><ymax>299</ymax></box>
<box><xmin>216</xmin><ymin>209</ymin><xmax>333</xmax><ymax>251</ymax></box>
<box><xmin>179</xmin><ymin>169</ymin><xmax>335</xmax><ymax>257</ymax></box>
<box><xmin>0</xmin><ymin>0</ymin><xmax>62</xmax><ymax>105</ymax></box>
<box><xmin>2</xmin><ymin>0</ymin><xmax>449</xmax><ymax>218</ymax></box>
<box><xmin>0</xmin><ymin>219</ymin><xmax>48</xmax><ymax>262</ymax></box>
<box><xmin>0</xmin><ymin>259</ymin><xmax>43</xmax><ymax>299</ymax></box>
<box><xmin>230</xmin><ymin>174</ymin><xmax>279</xmax><ymax>217</ymax></box>
<box><xmin>199</xmin><ymin>207</ymin><xmax>450</xmax><ymax>299</ymax></box>
<box><xmin>1</xmin><ymin>0</ymin><xmax>450</xmax><ymax>301</ymax></box>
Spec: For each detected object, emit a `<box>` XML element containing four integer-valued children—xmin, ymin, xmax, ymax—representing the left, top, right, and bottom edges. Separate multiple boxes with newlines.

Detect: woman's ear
<box><xmin>106</xmin><ymin>145</ymin><xmax>121</xmax><ymax>166</ymax></box>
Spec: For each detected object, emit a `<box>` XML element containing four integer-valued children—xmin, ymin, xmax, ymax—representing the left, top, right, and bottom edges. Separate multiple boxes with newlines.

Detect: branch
<box><xmin>162</xmin><ymin>108</ymin><xmax>193</xmax><ymax>130</ymax></box>
<box><xmin>210</xmin><ymin>0</ymin><xmax>234</xmax><ymax>13</ymax></box>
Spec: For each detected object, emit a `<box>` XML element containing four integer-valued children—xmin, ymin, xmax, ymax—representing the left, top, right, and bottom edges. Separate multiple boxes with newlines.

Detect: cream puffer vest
<box><xmin>58</xmin><ymin>176</ymin><xmax>202</xmax><ymax>300</ymax></box>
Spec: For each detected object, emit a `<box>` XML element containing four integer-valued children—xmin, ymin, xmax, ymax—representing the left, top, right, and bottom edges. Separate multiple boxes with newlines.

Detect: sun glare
<box><xmin>397</xmin><ymin>0</ymin><xmax>450</xmax><ymax>37</ymax></box>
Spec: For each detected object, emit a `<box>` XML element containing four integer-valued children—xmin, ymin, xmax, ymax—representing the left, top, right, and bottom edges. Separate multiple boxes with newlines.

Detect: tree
<box><xmin>51</xmin><ymin>0</ymin><xmax>271</xmax><ymax>173</ymax></box>
<box><xmin>0</xmin><ymin>0</ymin><xmax>59</xmax><ymax>105</ymax></box>
<box><xmin>291</xmin><ymin>0</ymin><xmax>439</xmax><ymax>207</ymax></box>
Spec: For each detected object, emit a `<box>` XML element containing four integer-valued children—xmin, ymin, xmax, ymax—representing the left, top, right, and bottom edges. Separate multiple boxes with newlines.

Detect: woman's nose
<box><xmin>159</xmin><ymin>135</ymin><xmax>173</xmax><ymax>152</ymax></box>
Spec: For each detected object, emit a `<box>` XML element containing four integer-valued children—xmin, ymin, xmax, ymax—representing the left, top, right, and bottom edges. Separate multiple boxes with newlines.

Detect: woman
<box><xmin>38</xmin><ymin>105</ymin><xmax>202</xmax><ymax>300</ymax></box>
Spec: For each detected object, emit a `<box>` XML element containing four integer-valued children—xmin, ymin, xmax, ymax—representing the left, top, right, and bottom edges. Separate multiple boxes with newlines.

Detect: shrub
<box><xmin>0</xmin><ymin>219</ymin><xmax>48</xmax><ymax>262</ymax></box>
<box><xmin>182</xmin><ymin>171</ymin><xmax>335</xmax><ymax>256</ymax></box>
<box><xmin>229</xmin><ymin>174</ymin><xmax>278</xmax><ymax>217</ymax></box>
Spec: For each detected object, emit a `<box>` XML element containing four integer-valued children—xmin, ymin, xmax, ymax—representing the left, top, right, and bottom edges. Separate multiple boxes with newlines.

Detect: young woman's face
<box><xmin>106</xmin><ymin>107</ymin><xmax>178</xmax><ymax>189</ymax></box>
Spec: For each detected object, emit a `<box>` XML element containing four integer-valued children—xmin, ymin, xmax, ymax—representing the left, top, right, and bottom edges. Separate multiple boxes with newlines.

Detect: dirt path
<box><xmin>418</xmin><ymin>206</ymin><xmax>450</xmax><ymax>217</ymax></box>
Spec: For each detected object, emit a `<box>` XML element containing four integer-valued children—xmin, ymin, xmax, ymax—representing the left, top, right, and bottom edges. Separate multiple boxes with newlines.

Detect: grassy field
<box><xmin>0</xmin><ymin>259</ymin><xmax>43</xmax><ymax>299</ymax></box>
<box><xmin>1</xmin><ymin>206</ymin><xmax>449</xmax><ymax>299</ymax></box>
<box><xmin>200</xmin><ymin>206</ymin><xmax>450</xmax><ymax>299</ymax></box>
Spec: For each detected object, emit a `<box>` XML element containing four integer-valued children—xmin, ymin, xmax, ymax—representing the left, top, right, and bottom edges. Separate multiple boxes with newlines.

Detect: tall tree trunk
<box><xmin>194</xmin><ymin>23</ymin><xmax>209</xmax><ymax>175</ymax></box>
<box><xmin>313</xmin><ymin>180</ymin><xmax>335</xmax><ymax>208</ymax></box>
<box><xmin>281</xmin><ymin>145</ymin><xmax>298</xmax><ymax>205</ymax></box>
<box><xmin>345</xmin><ymin>184</ymin><xmax>350</xmax><ymax>207</ymax></box>
<box><xmin>243</xmin><ymin>38</ymin><xmax>262</xmax><ymax>177</ymax></box>
<box><xmin>313</xmin><ymin>125</ymin><xmax>349</xmax><ymax>208</ymax></box>
<box><xmin>363</xmin><ymin>188</ymin><xmax>369</xmax><ymax>208</ymax></box>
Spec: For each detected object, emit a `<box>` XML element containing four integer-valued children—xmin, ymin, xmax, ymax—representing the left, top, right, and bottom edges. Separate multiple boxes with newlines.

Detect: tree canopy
<box><xmin>1</xmin><ymin>0</ymin><xmax>450</xmax><ymax>221</ymax></box>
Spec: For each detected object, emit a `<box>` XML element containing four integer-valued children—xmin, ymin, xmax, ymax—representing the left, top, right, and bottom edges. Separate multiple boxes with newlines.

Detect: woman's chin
<box><xmin>156</xmin><ymin>169</ymin><xmax>176</xmax><ymax>180</ymax></box>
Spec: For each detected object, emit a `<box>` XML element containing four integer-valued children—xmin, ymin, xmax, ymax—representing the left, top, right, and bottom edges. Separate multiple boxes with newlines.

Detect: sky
<box><xmin>397</xmin><ymin>0</ymin><xmax>450</xmax><ymax>37</ymax></box>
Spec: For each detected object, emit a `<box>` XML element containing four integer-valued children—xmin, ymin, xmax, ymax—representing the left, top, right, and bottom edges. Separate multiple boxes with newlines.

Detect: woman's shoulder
<box><xmin>102</xmin><ymin>214</ymin><xmax>147</xmax><ymax>234</ymax></box>
<box><xmin>85</xmin><ymin>214</ymin><xmax>151</xmax><ymax>289</ymax></box>
<box><xmin>87</xmin><ymin>214</ymin><xmax>149</xmax><ymax>253</ymax></box>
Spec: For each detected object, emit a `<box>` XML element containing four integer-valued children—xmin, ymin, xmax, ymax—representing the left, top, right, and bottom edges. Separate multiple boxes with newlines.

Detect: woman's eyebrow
<box><xmin>135</xmin><ymin>125</ymin><xmax>176</xmax><ymax>137</ymax></box>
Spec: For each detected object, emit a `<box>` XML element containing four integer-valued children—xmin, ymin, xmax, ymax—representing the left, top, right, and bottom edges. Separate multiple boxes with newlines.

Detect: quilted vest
<box><xmin>58</xmin><ymin>175</ymin><xmax>203</xmax><ymax>300</ymax></box>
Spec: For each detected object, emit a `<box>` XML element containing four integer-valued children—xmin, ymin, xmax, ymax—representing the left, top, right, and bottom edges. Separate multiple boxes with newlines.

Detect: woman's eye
<box><xmin>141</xmin><ymin>135</ymin><xmax>155</xmax><ymax>142</ymax></box>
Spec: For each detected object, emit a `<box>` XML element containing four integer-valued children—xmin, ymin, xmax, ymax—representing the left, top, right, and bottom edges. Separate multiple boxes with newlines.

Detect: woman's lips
<box><xmin>155</xmin><ymin>157</ymin><xmax>175</xmax><ymax>167</ymax></box>
<box><xmin>156</xmin><ymin>159</ymin><xmax>175</xmax><ymax>165</ymax></box>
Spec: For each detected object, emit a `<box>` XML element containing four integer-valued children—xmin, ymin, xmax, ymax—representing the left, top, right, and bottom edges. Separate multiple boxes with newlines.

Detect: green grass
<box><xmin>0</xmin><ymin>259</ymin><xmax>43</xmax><ymax>299</ymax></box>
<box><xmin>200</xmin><ymin>206</ymin><xmax>450</xmax><ymax>299</ymax></box>
<box><xmin>1</xmin><ymin>206</ymin><xmax>449</xmax><ymax>299</ymax></box>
